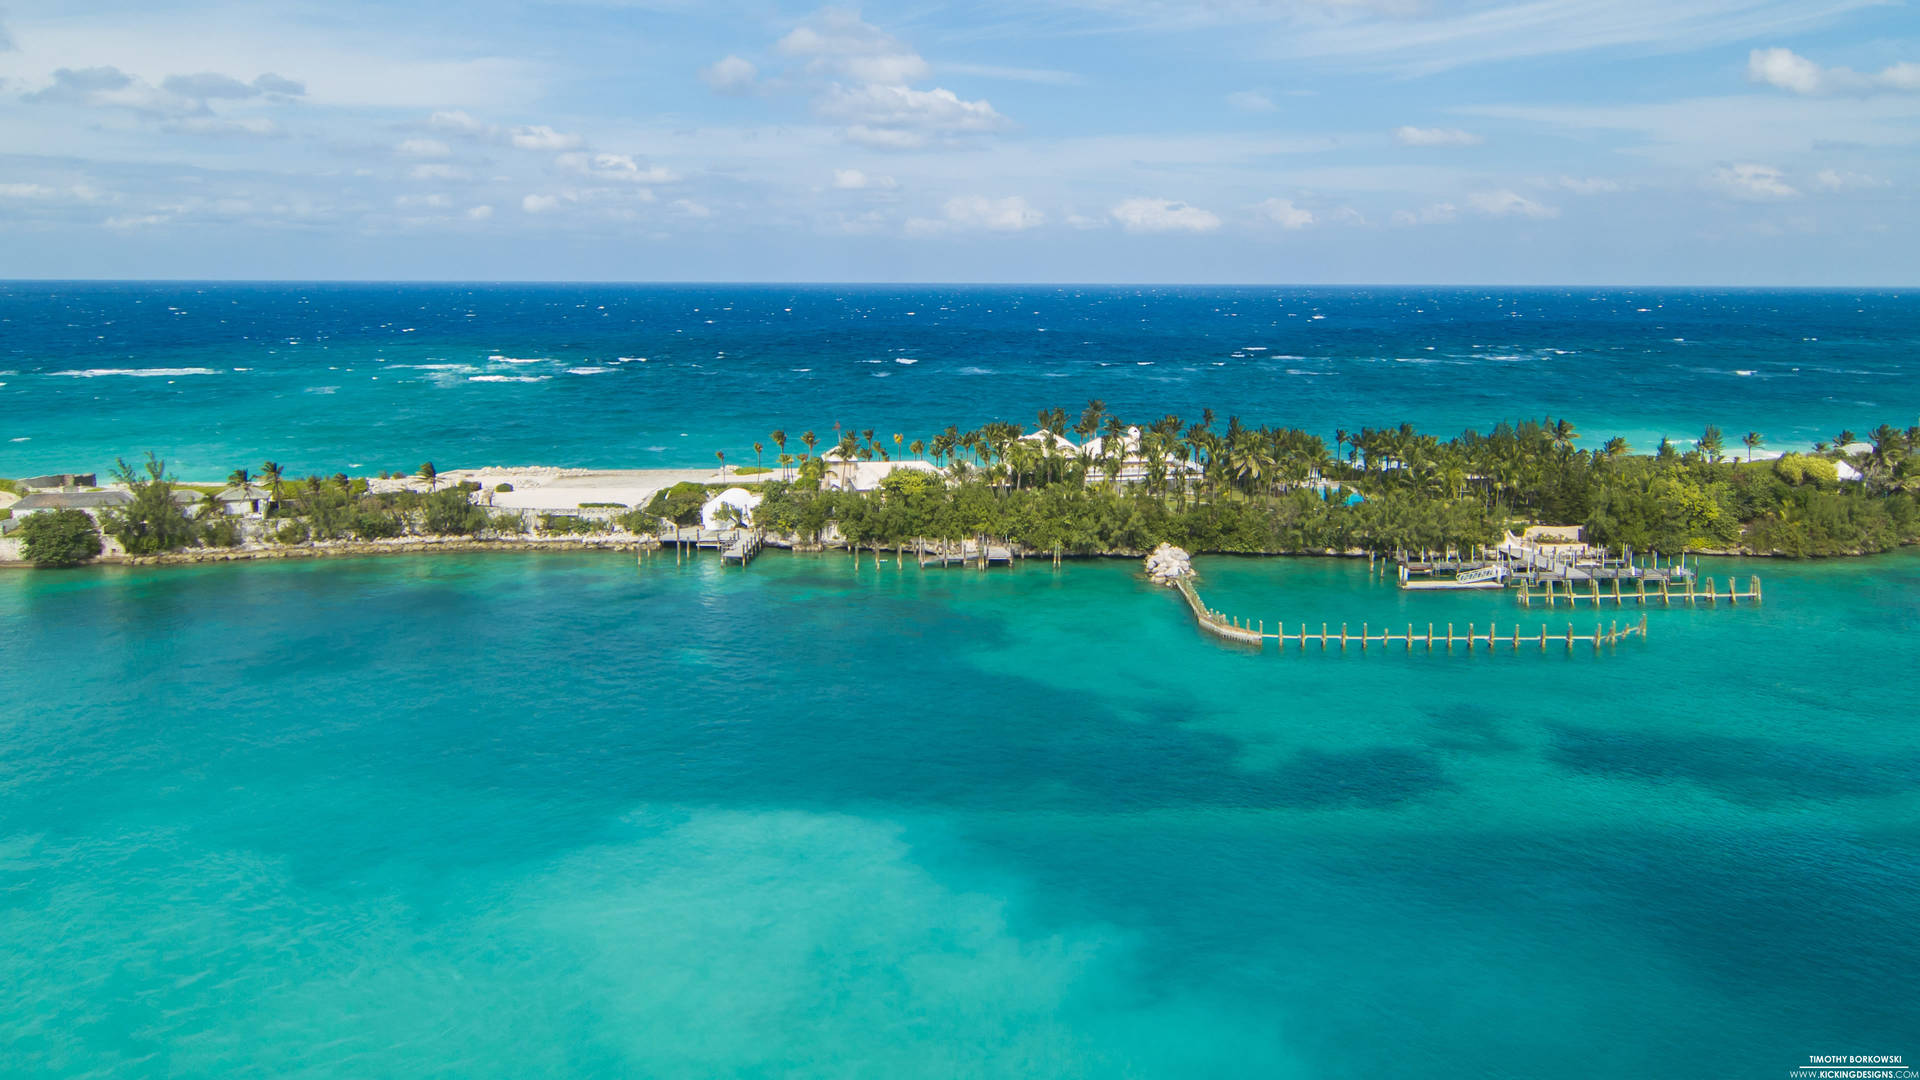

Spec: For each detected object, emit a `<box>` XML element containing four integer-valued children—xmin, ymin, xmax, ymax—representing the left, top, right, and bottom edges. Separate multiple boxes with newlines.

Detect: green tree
<box><xmin>18</xmin><ymin>508</ymin><xmax>103</xmax><ymax>567</ymax></box>
<box><xmin>422</xmin><ymin>488</ymin><xmax>486</xmax><ymax>535</ymax></box>
<box><xmin>259</xmin><ymin>460</ymin><xmax>284</xmax><ymax>505</ymax></box>
<box><xmin>101</xmin><ymin>453</ymin><xmax>199</xmax><ymax>555</ymax></box>
<box><xmin>1696</xmin><ymin>425</ymin><xmax>1725</xmax><ymax>463</ymax></box>
<box><xmin>419</xmin><ymin>461</ymin><xmax>438</xmax><ymax>491</ymax></box>
<box><xmin>1742</xmin><ymin>430</ymin><xmax>1765</xmax><ymax>462</ymax></box>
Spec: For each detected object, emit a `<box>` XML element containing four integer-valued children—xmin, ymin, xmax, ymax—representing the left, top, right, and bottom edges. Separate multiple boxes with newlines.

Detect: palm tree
<box><xmin>752</xmin><ymin>441</ymin><xmax>764</xmax><ymax>472</ymax></box>
<box><xmin>1833</xmin><ymin>430</ymin><xmax>1858</xmax><ymax>459</ymax></box>
<box><xmin>259</xmin><ymin>461</ymin><xmax>284</xmax><ymax>504</ymax></box>
<box><xmin>1603</xmin><ymin>436</ymin><xmax>1629</xmax><ymax>459</ymax></box>
<box><xmin>777</xmin><ymin>453</ymin><xmax>793</xmax><ymax>478</ymax></box>
<box><xmin>1551</xmin><ymin>418</ymin><xmax>1579</xmax><ymax>453</ymax></box>
<box><xmin>228</xmin><ymin>467</ymin><xmax>252</xmax><ymax>490</ymax></box>
<box><xmin>1741</xmin><ymin>431</ymin><xmax>1765</xmax><ymax>462</ymax></box>
<box><xmin>715</xmin><ymin>450</ymin><xmax>726</xmax><ymax>478</ymax></box>
<box><xmin>1695</xmin><ymin>426</ymin><xmax>1724</xmax><ymax>463</ymax></box>
<box><xmin>801</xmin><ymin>430</ymin><xmax>817</xmax><ymax>459</ymax></box>
<box><xmin>909</xmin><ymin>438</ymin><xmax>926</xmax><ymax>461</ymax></box>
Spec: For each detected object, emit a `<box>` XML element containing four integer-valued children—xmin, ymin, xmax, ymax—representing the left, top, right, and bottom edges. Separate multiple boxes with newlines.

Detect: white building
<box><xmin>214</xmin><ymin>485</ymin><xmax>272</xmax><ymax>516</ymax></box>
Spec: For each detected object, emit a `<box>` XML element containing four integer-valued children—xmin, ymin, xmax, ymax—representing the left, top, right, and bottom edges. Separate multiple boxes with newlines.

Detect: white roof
<box><xmin>699</xmin><ymin>487</ymin><xmax>763</xmax><ymax>529</ymax></box>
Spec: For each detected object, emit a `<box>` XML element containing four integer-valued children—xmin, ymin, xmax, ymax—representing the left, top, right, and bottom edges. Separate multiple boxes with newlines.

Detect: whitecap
<box><xmin>1244</xmin><ymin>346</ymin><xmax>1267</xmax><ymax>352</ymax></box>
<box><xmin>1310</xmin><ymin>314</ymin><xmax>1326</xmax><ymax>320</ymax></box>
<box><xmin>306</xmin><ymin>386</ymin><xmax>338</xmax><ymax>394</ymax></box>
<box><xmin>487</xmin><ymin>354</ymin><xmax>548</xmax><ymax>364</ymax></box>
<box><xmin>873</xmin><ymin>371</ymin><xmax>891</xmax><ymax>378</ymax></box>
<box><xmin>617</xmin><ymin>356</ymin><xmax>647</xmax><ymax>363</ymax></box>
<box><xmin>1136</xmin><ymin>361</ymin><xmax>1154</xmax><ymax>366</ymax></box>
<box><xmin>1734</xmin><ymin>369</ymin><xmax>1755</xmax><ymax>376</ymax></box>
<box><xmin>894</xmin><ymin>357</ymin><xmax>918</xmax><ymax>365</ymax></box>
<box><xmin>567</xmin><ymin>367</ymin><xmax>615</xmax><ymax>375</ymax></box>
<box><xmin>959</xmin><ymin>366</ymin><xmax>995</xmax><ymax>375</ymax></box>
<box><xmin>10</xmin><ymin>436</ymin><xmax>28</xmax><ymax>442</ymax></box>
<box><xmin>791</xmin><ymin>368</ymin><xmax>811</xmax><ymax>373</ymax></box>
<box><xmin>51</xmin><ymin>367</ymin><xmax>219</xmax><ymax>377</ymax></box>
<box><xmin>469</xmin><ymin>374</ymin><xmax>552</xmax><ymax>383</ymax></box>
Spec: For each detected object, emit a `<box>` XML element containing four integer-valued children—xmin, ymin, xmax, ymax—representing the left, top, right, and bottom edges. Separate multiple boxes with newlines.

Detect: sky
<box><xmin>0</xmin><ymin>0</ymin><xmax>1915</xmax><ymax>284</ymax></box>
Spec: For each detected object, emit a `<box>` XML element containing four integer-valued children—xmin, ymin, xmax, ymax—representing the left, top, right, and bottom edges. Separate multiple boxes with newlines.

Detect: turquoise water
<box><xmin>4</xmin><ymin>551</ymin><xmax>1917</xmax><ymax>1077</ymax></box>
<box><xmin>4</xmin><ymin>283</ymin><xmax>1917</xmax><ymax>478</ymax></box>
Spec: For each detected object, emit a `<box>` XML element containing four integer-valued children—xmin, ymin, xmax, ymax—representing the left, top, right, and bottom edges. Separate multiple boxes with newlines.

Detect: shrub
<box><xmin>644</xmin><ymin>481</ymin><xmax>710</xmax><ymax>526</ymax></box>
<box><xmin>198</xmin><ymin>514</ymin><xmax>241</xmax><ymax>548</ymax></box>
<box><xmin>351</xmin><ymin>512</ymin><xmax>404</xmax><ymax>539</ymax></box>
<box><xmin>18</xmin><ymin>509</ymin><xmax>103</xmax><ymax>567</ymax></box>
<box><xmin>538</xmin><ymin>513</ymin><xmax>602</xmax><ymax>535</ymax></box>
<box><xmin>488</xmin><ymin>511</ymin><xmax>527</xmax><ymax>534</ymax></box>
<box><xmin>495</xmin><ymin>483</ymin><xmax>514</xmax><ymax>493</ymax></box>
<box><xmin>422</xmin><ymin>489</ymin><xmax>487</xmax><ymax>536</ymax></box>
<box><xmin>272</xmin><ymin>520</ymin><xmax>310</xmax><ymax>545</ymax></box>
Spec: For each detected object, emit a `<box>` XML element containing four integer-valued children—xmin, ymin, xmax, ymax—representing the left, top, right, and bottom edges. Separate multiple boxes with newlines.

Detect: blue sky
<box><xmin>0</xmin><ymin>0</ymin><xmax>1915</xmax><ymax>283</ymax></box>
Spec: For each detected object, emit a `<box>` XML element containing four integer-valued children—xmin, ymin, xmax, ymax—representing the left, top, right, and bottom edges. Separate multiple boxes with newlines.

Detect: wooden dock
<box><xmin>1175</xmin><ymin>578</ymin><xmax>1648</xmax><ymax>654</ymax></box>
<box><xmin>919</xmin><ymin>539</ymin><xmax>1014</xmax><ymax>569</ymax></box>
<box><xmin>1517</xmin><ymin>575</ymin><xmax>1761</xmax><ymax>607</ymax></box>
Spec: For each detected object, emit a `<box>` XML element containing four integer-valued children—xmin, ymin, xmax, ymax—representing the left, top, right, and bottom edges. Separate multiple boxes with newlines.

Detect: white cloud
<box><xmin>522</xmin><ymin>194</ymin><xmax>561</xmax><ymax>213</ymax></box>
<box><xmin>1110</xmin><ymin>197</ymin><xmax>1220</xmax><ymax>233</ymax></box>
<box><xmin>1748</xmin><ymin>47</ymin><xmax>1920</xmax><ymax>95</ymax></box>
<box><xmin>818</xmin><ymin>84</ymin><xmax>1008</xmax><ymax>148</ymax></box>
<box><xmin>1391</xmin><ymin>203</ymin><xmax>1459</xmax><ymax>226</ymax></box>
<box><xmin>832</xmin><ymin>168</ymin><xmax>895</xmax><ymax>190</ymax></box>
<box><xmin>395</xmin><ymin>193</ymin><xmax>452</xmax><ymax>209</ymax></box>
<box><xmin>103</xmin><ymin>213</ymin><xmax>170</xmax><ymax>229</ymax></box>
<box><xmin>701</xmin><ymin>55</ymin><xmax>758</xmax><ymax>93</ymax></box>
<box><xmin>1254</xmin><ymin>197</ymin><xmax>1314</xmax><ymax>228</ymax></box>
<box><xmin>1814</xmin><ymin>168</ymin><xmax>1888</xmax><ymax>191</ymax></box>
<box><xmin>396</xmin><ymin>138</ymin><xmax>451</xmax><ymax>158</ymax></box>
<box><xmin>1711</xmin><ymin>162</ymin><xmax>1798</xmax><ymax>199</ymax></box>
<box><xmin>430</xmin><ymin>110</ymin><xmax>489</xmax><ymax>134</ymax></box>
<box><xmin>1264</xmin><ymin>0</ymin><xmax>1887</xmax><ymax>76</ymax></box>
<box><xmin>1556</xmin><ymin>176</ymin><xmax>1620</xmax><ymax>194</ymax></box>
<box><xmin>942</xmin><ymin>195</ymin><xmax>1044</xmax><ymax>231</ymax></box>
<box><xmin>778</xmin><ymin>8</ymin><xmax>930</xmax><ymax>85</ymax></box>
<box><xmin>408</xmin><ymin>163</ymin><xmax>467</xmax><ymax>181</ymax></box>
<box><xmin>1395</xmin><ymin>125</ymin><xmax>1483</xmax><ymax>147</ymax></box>
<box><xmin>510</xmin><ymin>125</ymin><xmax>583</xmax><ymax>151</ymax></box>
<box><xmin>672</xmin><ymin>198</ymin><xmax>713</xmax><ymax>218</ymax></box>
<box><xmin>1226</xmin><ymin>90</ymin><xmax>1277</xmax><ymax>113</ymax></box>
<box><xmin>558</xmin><ymin>152</ymin><xmax>676</xmax><ymax>183</ymax></box>
<box><xmin>1468</xmin><ymin>189</ymin><xmax>1558</xmax><ymax>218</ymax></box>
<box><xmin>0</xmin><ymin>183</ymin><xmax>57</xmax><ymax>199</ymax></box>
<box><xmin>466</xmin><ymin>204</ymin><xmax>494</xmax><ymax>220</ymax></box>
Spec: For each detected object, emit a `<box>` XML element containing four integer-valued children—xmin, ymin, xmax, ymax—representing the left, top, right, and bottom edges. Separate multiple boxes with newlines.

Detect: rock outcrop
<box><xmin>1144</xmin><ymin>543</ymin><xmax>1194</xmax><ymax>586</ymax></box>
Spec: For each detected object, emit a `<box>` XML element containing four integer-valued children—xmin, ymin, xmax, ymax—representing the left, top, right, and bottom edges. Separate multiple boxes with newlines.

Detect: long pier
<box><xmin>1517</xmin><ymin>575</ymin><xmax>1761</xmax><ymax>607</ymax></box>
<box><xmin>1175</xmin><ymin>578</ymin><xmax>1648</xmax><ymax>654</ymax></box>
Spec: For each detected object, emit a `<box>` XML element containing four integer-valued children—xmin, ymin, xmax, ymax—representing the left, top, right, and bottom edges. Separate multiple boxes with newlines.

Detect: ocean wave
<box><xmin>306</xmin><ymin>386</ymin><xmax>339</xmax><ymax>394</ymax></box>
<box><xmin>399</xmin><ymin>363</ymin><xmax>477</xmax><ymax>372</ymax></box>
<box><xmin>894</xmin><ymin>357</ymin><xmax>918</xmax><ymax>365</ymax></box>
<box><xmin>469</xmin><ymin>374</ymin><xmax>552</xmax><ymax>383</ymax></box>
<box><xmin>487</xmin><ymin>354</ymin><xmax>549</xmax><ymax>364</ymax></box>
<box><xmin>959</xmin><ymin>366</ymin><xmax>995</xmax><ymax>375</ymax></box>
<box><xmin>567</xmin><ymin>367</ymin><xmax>615</xmax><ymax>375</ymax></box>
<box><xmin>51</xmin><ymin>367</ymin><xmax>220</xmax><ymax>377</ymax></box>
<box><xmin>616</xmin><ymin>356</ymin><xmax>647</xmax><ymax>363</ymax></box>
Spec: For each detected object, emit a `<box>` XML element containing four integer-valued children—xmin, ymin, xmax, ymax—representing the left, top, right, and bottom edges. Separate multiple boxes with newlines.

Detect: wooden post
<box><xmin>1407</xmin><ymin>624</ymin><xmax>1413</xmax><ymax>653</ymax></box>
<box><xmin>1362</xmin><ymin>622</ymin><xmax>1368</xmax><ymax>652</ymax></box>
<box><xmin>1427</xmin><ymin>622</ymin><xmax>1434</xmax><ymax>652</ymax></box>
<box><xmin>1447</xmin><ymin>622</ymin><xmax>1454</xmax><ymax>649</ymax></box>
<box><xmin>1565</xmin><ymin>625</ymin><xmax>1573</xmax><ymax>651</ymax></box>
<box><xmin>1753</xmin><ymin>575</ymin><xmax>1762</xmax><ymax>604</ymax></box>
<box><xmin>1467</xmin><ymin>622</ymin><xmax>1474</xmax><ymax>653</ymax></box>
<box><xmin>1322</xmin><ymin>622</ymin><xmax>1328</xmax><ymax>651</ymax></box>
<box><xmin>1341</xmin><ymin>623</ymin><xmax>1349</xmax><ymax>650</ymax></box>
<box><xmin>1593</xmin><ymin>623</ymin><xmax>1601</xmax><ymax>653</ymax></box>
<box><xmin>1539</xmin><ymin>625</ymin><xmax>1546</xmax><ymax>651</ymax></box>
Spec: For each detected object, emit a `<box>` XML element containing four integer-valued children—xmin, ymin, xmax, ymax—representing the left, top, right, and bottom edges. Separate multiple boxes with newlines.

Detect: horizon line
<box><xmin>0</xmin><ymin>278</ymin><xmax>1914</xmax><ymax>291</ymax></box>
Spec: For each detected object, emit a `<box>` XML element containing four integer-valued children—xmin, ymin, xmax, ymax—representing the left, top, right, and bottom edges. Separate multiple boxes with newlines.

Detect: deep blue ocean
<box><xmin>2</xmin><ymin>282</ymin><xmax>1916</xmax><ymax>478</ymax></box>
